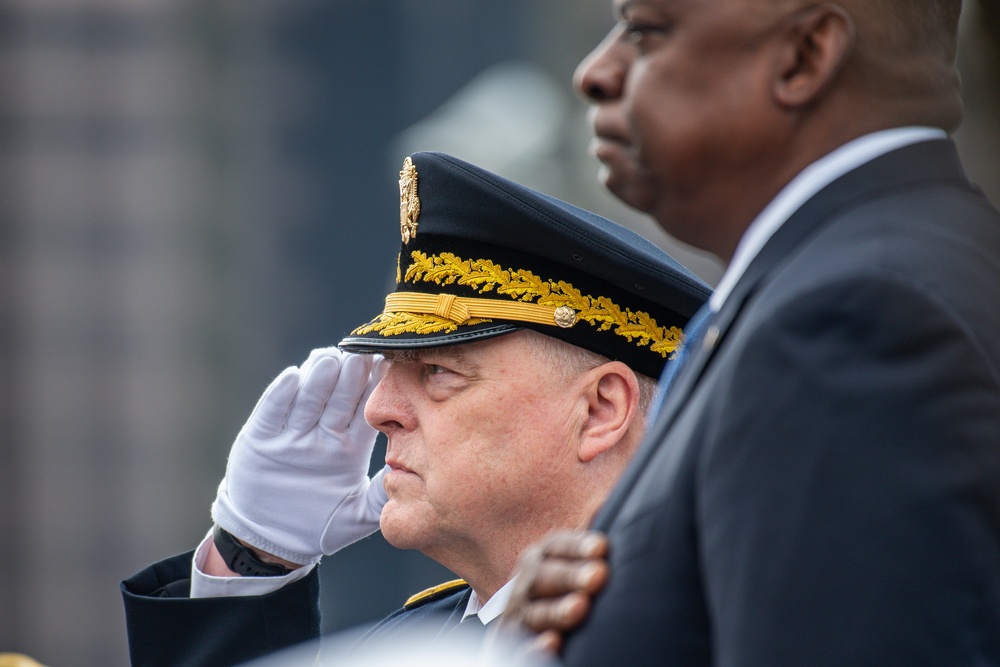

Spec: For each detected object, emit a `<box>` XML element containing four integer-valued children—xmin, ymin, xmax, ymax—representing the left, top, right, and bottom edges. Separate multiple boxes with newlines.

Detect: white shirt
<box><xmin>462</xmin><ymin>577</ymin><xmax>515</xmax><ymax>625</ymax></box>
<box><xmin>708</xmin><ymin>127</ymin><xmax>947</xmax><ymax>313</ymax></box>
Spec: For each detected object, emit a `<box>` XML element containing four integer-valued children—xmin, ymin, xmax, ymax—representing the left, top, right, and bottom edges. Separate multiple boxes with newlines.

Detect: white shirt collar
<box><xmin>462</xmin><ymin>577</ymin><xmax>516</xmax><ymax>625</ymax></box>
<box><xmin>708</xmin><ymin>127</ymin><xmax>948</xmax><ymax>312</ymax></box>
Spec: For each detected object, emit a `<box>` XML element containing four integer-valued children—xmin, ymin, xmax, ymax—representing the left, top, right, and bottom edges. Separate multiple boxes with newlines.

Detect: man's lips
<box><xmin>383</xmin><ymin>459</ymin><xmax>417</xmax><ymax>496</ymax></box>
<box><xmin>589</xmin><ymin>106</ymin><xmax>629</xmax><ymax>145</ymax></box>
<box><xmin>385</xmin><ymin>456</ymin><xmax>415</xmax><ymax>475</ymax></box>
<box><xmin>589</xmin><ymin>120</ymin><xmax>631</xmax><ymax>165</ymax></box>
<box><xmin>590</xmin><ymin>134</ymin><xmax>629</xmax><ymax>162</ymax></box>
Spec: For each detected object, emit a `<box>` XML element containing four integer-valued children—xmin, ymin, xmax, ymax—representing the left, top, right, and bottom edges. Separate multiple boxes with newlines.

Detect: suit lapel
<box><xmin>592</xmin><ymin>139</ymin><xmax>968</xmax><ymax>530</ymax></box>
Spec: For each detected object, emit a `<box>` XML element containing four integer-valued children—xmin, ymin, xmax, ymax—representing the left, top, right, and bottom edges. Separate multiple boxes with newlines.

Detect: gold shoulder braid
<box><xmin>353</xmin><ymin>251</ymin><xmax>684</xmax><ymax>358</ymax></box>
<box><xmin>0</xmin><ymin>655</ymin><xmax>49</xmax><ymax>667</ymax></box>
<box><xmin>404</xmin><ymin>578</ymin><xmax>469</xmax><ymax>609</ymax></box>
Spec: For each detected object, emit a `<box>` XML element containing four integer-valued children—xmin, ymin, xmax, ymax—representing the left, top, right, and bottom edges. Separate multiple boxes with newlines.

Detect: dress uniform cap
<box><xmin>339</xmin><ymin>152</ymin><xmax>711</xmax><ymax>378</ymax></box>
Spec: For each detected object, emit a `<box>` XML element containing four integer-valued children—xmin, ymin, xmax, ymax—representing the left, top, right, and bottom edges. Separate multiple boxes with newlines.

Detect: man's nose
<box><xmin>364</xmin><ymin>362</ymin><xmax>413</xmax><ymax>434</ymax></box>
<box><xmin>574</xmin><ymin>25</ymin><xmax>630</xmax><ymax>103</ymax></box>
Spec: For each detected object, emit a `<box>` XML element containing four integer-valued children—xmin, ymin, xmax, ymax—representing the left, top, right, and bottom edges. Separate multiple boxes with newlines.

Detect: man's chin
<box><xmin>592</xmin><ymin>155</ymin><xmax>658</xmax><ymax>215</ymax></box>
<box><xmin>601</xmin><ymin>172</ymin><xmax>657</xmax><ymax>217</ymax></box>
<box><xmin>379</xmin><ymin>505</ymin><xmax>423</xmax><ymax>551</ymax></box>
<box><xmin>379</xmin><ymin>528</ymin><xmax>415</xmax><ymax>551</ymax></box>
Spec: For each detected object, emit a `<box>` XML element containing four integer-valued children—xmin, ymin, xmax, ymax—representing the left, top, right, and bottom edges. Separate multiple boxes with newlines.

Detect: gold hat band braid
<box><xmin>350</xmin><ymin>251</ymin><xmax>685</xmax><ymax>358</ymax></box>
<box><xmin>384</xmin><ymin>292</ymin><xmax>579</xmax><ymax>328</ymax></box>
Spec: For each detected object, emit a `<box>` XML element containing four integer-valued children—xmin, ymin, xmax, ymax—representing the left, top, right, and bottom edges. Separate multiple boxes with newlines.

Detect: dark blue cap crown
<box><xmin>339</xmin><ymin>152</ymin><xmax>710</xmax><ymax>378</ymax></box>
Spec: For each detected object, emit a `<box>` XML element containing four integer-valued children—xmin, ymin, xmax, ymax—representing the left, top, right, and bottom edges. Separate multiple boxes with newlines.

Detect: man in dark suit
<box><xmin>504</xmin><ymin>0</ymin><xmax>1000</xmax><ymax>664</ymax></box>
<box><xmin>120</xmin><ymin>151</ymin><xmax>710</xmax><ymax>666</ymax></box>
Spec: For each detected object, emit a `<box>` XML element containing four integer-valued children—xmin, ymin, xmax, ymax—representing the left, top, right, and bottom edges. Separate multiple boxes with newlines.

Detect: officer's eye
<box><xmin>624</xmin><ymin>21</ymin><xmax>649</xmax><ymax>42</ymax></box>
<box><xmin>621</xmin><ymin>18</ymin><xmax>669</xmax><ymax>48</ymax></box>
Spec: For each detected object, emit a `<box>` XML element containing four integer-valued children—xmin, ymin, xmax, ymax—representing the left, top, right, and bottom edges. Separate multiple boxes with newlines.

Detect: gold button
<box><xmin>553</xmin><ymin>306</ymin><xmax>578</xmax><ymax>328</ymax></box>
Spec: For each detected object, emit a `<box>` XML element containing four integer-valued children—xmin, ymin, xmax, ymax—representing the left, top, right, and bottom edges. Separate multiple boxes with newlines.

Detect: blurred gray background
<box><xmin>0</xmin><ymin>1</ymin><xmax>996</xmax><ymax>665</ymax></box>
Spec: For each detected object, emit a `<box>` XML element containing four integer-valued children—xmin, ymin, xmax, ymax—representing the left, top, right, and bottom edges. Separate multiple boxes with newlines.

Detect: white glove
<box><xmin>211</xmin><ymin>348</ymin><xmax>388</xmax><ymax>565</ymax></box>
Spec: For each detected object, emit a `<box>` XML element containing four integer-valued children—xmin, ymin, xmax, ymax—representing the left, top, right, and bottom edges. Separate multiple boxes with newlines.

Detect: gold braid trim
<box><xmin>353</xmin><ymin>311</ymin><xmax>492</xmax><ymax>337</ymax></box>
<box><xmin>353</xmin><ymin>251</ymin><xmax>683</xmax><ymax>357</ymax></box>
<box><xmin>383</xmin><ymin>292</ymin><xmax>571</xmax><ymax>327</ymax></box>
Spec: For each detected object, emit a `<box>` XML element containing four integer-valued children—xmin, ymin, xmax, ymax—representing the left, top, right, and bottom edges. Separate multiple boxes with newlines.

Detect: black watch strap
<box><xmin>212</xmin><ymin>525</ymin><xmax>290</xmax><ymax>577</ymax></box>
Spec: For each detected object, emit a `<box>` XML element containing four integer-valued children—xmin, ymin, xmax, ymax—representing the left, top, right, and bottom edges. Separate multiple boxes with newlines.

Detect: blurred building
<box><xmin>0</xmin><ymin>1</ymin><xmax>996</xmax><ymax>665</ymax></box>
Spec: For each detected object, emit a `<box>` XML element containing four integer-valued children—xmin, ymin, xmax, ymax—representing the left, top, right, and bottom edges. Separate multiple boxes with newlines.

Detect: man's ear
<box><xmin>771</xmin><ymin>3</ymin><xmax>856</xmax><ymax>108</ymax></box>
<box><xmin>578</xmin><ymin>362</ymin><xmax>641</xmax><ymax>463</ymax></box>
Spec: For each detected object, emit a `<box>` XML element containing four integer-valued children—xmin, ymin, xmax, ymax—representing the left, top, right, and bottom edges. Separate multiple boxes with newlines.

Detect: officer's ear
<box><xmin>770</xmin><ymin>3</ymin><xmax>855</xmax><ymax>108</ymax></box>
<box><xmin>577</xmin><ymin>361</ymin><xmax>640</xmax><ymax>463</ymax></box>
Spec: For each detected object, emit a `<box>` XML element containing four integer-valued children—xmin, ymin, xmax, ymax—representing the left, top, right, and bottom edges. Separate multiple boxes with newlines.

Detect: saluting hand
<box><xmin>211</xmin><ymin>348</ymin><xmax>387</xmax><ymax>566</ymax></box>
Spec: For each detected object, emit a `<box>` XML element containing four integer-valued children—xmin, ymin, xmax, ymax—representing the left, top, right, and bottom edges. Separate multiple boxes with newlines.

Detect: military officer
<box><xmin>121</xmin><ymin>151</ymin><xmax>710</xmax><ymax>667</ymax></box>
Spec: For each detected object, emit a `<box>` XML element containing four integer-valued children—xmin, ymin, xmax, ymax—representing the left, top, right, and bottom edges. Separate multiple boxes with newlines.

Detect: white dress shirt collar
<box><xmin>463</xmin><ymin>577</ymin><xmax>515</xmax><ymax>625</ymax></box>
<box><xmin>708</xmin><ymin>127</ymin><xmax>947</xmax><ymax>312</ymax></box>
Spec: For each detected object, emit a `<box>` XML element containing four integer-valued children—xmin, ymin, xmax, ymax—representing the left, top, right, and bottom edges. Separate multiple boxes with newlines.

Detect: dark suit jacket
<box><xmin>121</xmin><ymin>551</ymin><xmax>472</xmax><ymax>667</ymax></box>
<box><xmin>561</xmin><ymin>139</ymin><xmax>1000</xmax><ymax>666</ymax></box>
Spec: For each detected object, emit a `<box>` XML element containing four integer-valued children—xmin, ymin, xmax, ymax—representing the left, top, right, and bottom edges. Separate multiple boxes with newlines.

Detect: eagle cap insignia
<box><xmin>399</xmin><ymin>157</ymin><xmax>420</xmax><ymax>243</ymax></box>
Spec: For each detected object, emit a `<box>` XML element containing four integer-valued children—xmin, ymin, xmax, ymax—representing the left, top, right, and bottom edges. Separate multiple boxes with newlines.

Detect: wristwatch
<box><xmin>212</xmin><ymin>525</ymin><xmax>290</xmax><ymax>577</ymax></box>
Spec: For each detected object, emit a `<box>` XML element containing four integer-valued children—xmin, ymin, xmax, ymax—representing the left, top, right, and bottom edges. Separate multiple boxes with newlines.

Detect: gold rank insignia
<box><xmin>403</xmin><ymin>579</ymin><xmax>469</xmax><ymax>610</ymax></box>
<box><xmin>399</xmin><ymin>156</ymin><xmax>420</xmax><ymax>243</ymax></box>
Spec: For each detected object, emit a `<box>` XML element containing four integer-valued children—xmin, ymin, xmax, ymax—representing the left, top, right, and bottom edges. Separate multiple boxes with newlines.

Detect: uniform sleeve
<box><xmin>121</xmin><ymin>551</ymin><xmax>322</xmax><ymax>667</ymax></box>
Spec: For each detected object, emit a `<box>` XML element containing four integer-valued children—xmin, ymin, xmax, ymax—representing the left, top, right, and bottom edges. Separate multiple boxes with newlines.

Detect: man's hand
<box><xmin>503</xmin><ymin>530</ymin><xmax>610</xmax><ymax>655</ymax></box>
<box><xmin>210</xmin><ymin>348</ymin><xmax>387</xmax><ymax>566</ymax></box>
